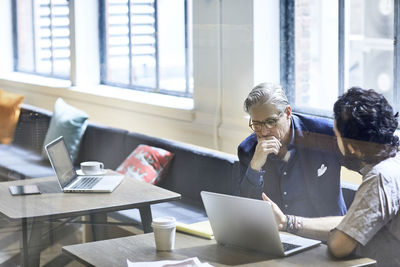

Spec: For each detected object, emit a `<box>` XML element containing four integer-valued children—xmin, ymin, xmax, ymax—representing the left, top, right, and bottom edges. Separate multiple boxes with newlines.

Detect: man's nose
<box><xmin>261</xmin><ymin>124</ymin><xmax>270</xmax><ymax>135</ymax></box>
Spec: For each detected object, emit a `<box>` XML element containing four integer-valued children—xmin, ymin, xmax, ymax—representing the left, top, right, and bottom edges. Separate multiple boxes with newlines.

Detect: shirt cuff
<box><xmin>245</xmin><ymin>166</ymin><xmax>265</xmax><ymax>187</ymax></box>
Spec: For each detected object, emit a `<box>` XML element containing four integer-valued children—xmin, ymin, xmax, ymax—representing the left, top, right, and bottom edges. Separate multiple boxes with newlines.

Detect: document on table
<box><xmin>127</xmin><ymin>257</ymin><xmax>213</xmax><ymax>267</ymax></box>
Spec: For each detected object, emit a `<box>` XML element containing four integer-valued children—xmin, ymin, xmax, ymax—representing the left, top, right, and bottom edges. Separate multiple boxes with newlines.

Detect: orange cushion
<box><xmin>0</xmin><ymin>89</ymin><xmax>24</xmax><ymax>144</ymax></box>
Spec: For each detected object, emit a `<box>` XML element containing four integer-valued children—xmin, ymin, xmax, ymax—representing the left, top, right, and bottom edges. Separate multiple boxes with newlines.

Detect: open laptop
<box><xmin>200</xmin><ymin>191</ymin><xmax>321</xmax><ymax>256</ymax></box>
<box><xmin>45</xmin><ymin>136</ymin><xmax>124</xmax><ymax>193</ymax></box>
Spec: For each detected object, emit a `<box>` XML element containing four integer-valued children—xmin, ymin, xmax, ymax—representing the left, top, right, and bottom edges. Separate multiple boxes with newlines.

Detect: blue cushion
<box><xmin>42</xmin><ymin>98</ymin><xmax>88</xmax><ymax>163</ymax></box>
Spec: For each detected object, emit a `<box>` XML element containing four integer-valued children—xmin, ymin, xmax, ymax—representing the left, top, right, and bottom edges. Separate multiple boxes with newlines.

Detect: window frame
<box><xmin>99</xmin><ymin>0</ymin><xmax>193</xmax><ymax>98</ymax></box>
<box><xmin>281</xmin><ymin>0</ymin><xmax>400</xmax><ymax>116</ymax></box>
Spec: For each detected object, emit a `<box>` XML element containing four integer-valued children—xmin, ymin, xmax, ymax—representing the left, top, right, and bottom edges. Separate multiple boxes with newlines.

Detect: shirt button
<box><xmin>284</xmin><ymin>204</ymin><xmax>288</xmax><ymax>208</ymax></box>
<box><xmin>283</xmin><ymin>171</ymin><xmax>287</xmax><ymax>175</ymax></box>
<box><xmin>283</xmin><ymin>191</ymin><xmax>287</xmax><ymax>195</ymax></box>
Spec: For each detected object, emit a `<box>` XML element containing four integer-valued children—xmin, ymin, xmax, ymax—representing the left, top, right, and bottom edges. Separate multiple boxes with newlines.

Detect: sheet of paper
<box><xmin>127</xmin><ymin>257</ymin><xmax>213</xmax><ymax>267</ymax></box>
<box><xmin>175</xmin><ymin>220</ymin><xmax>214</xmax><ymax>240</ymax></box>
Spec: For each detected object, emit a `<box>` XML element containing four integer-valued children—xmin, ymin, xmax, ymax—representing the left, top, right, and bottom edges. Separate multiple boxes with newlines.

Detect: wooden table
<box><xmin>0</xmin><ymin>175</ymin><xmax>180</xmax><ymax>267</ymax></box>
<box><xmin>63</xmin><ymin>232</ymin><xmax>376</xmax><ymax>267</ymax></box>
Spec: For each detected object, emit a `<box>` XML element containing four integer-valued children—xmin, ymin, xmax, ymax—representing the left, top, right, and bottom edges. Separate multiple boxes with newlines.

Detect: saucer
<box><xmin>76</xmin><ymin>169</ymin><xmax>107</xmax><ymax>176</ymax></box>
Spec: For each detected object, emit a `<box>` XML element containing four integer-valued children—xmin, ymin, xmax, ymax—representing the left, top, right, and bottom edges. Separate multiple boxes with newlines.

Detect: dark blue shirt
<box><xmin>238</xmin><ymin>113</ymin><xmax>347</xmax><ymax>217</ymax></box>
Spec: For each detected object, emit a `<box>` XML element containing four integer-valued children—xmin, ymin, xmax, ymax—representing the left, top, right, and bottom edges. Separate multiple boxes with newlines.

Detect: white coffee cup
<box><xmin>151</xmin><ymin>217</ymin><xmax>176</xmax><ymax>251</ymax></box>
<box><xmin>80</xmin><ymin>161</ymin><xmax>104</xmax><ymax>175</ymax></box>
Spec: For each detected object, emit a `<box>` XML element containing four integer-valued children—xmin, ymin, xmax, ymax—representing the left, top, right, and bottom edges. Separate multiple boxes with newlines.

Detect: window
<box><xmin>281</xmin><ymin>0</ymin><xmax>398</xmax><ymax>116</ymax></box>
<box><xmin>100</xmin><ymin>0</ymin><xmax>193</xmax><ymax>97</ymax></box>
<box><xmin>13</xmin><ymin>0</ymin><xmax>71</xmax><ymax>79</ymax></box>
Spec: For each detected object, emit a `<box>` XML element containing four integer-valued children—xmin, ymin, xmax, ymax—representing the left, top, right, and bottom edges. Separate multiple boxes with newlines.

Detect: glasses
<box><xmin>249</xmin><ymin>112</ymin><xmax>283</xmax><ymax>132</ymax></box>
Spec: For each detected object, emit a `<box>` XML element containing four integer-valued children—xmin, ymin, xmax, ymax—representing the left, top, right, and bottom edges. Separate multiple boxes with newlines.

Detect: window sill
<box><xmin>0</xmin><ymin>72</ymin><xmax>72</xmax><ymax>88</ymax></box>
<box><xmin>0</xmin><ymin>72</ymin><xmax>194</xmax><ymax>121</ymax></box>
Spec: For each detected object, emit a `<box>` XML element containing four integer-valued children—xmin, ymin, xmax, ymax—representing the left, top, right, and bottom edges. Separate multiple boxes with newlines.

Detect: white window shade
<box><xmin>101</xmin><ymin>0</ymin><xmax>193</xmax><ymax>97</ymax></box>
<box><xmin>15</xmin><ymin>0</ymin><xmax>70</xmax><ymax>79</ymax></box>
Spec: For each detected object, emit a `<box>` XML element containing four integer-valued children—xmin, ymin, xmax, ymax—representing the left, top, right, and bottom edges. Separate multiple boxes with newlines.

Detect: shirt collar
<box><xmin>359</xmin><ymin>163</ymin><xmax>373</xmax><ymax>178</ymax></box>
<box><xmin>287</xmin><ymin>115</ymin><xmax>296</xmax><ymax>149</ymax></box>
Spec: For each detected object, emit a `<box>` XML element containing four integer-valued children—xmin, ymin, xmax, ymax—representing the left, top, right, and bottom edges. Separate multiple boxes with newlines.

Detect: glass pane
<box><xmin>15</xmin><ymin>0</ymin><xmax>70</xmax><ymax>79</ymax></box>
<box><xmin>346</xmin><ymin>0</ymin><xmax>394</xmax><ymax>105</ymax></box>
<box><xmin>294</xmin><ymin>0</ymin><xmax>339</xmax><ymax>112</ymax></box>
<box><xmin>109</xmin><ymin>57</ymin><xmax>130</xmax><ymax>84</ymax></box>
<box><xmin>16</xmin><ymin>0</ymin><xmax>36</xmax><ymax>73</ymax></box>
<box><xmin>131</xmin><ymin>0</ymin><xmax>157</xmax><ymax>89</ymax></box>
<box><xmin>105</xmin><ymin>0</ymin><xmax>130</xmax><ymax>84</ymax></box>
<box><xmin>158</xmin><ymin>0</ymin><xmax>188</xmax><ymax>93</ymax></box>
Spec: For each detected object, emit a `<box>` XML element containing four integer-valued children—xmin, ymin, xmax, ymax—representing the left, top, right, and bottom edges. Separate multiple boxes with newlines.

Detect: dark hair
<box><xmin>333</xmin><ymin>87</ymin><xmax>399</xmax><ymax>164</ymax></box>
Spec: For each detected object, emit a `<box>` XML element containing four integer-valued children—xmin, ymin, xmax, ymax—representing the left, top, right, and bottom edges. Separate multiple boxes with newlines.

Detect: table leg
<box><xmin>20</xmin><ymin>218</ymin><xmax>43</xmax><ymax>267</ymax></box>
<box><xmin>21</xmin><ymin>218</ymin><xmax>29</xmax><ymax>267</ymax></box>
<box><xmin>90</xmin><ymin>212</ymin><xmax>108</xmax><ymax>241</ymax></box>
<box><xmin>28</xmin><ymin>218</ymin><xmax>43</xmax><ymax>267</ymax></box>
<box><xmin>139</xmin><ymin>206</ymin><xmax>153</xmax><ymax>233</ymax></box>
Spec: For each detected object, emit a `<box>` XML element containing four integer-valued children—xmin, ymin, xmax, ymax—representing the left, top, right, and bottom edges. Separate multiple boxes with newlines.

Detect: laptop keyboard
<box><xmin>71</xmin><ymin>177</ymin><xmax>101</xmax><ymax>189</ymax></box>
<box><xmin>282</xmin><ymin>242</ymin><xmax>301</xmax><ymax>252</ymax></box>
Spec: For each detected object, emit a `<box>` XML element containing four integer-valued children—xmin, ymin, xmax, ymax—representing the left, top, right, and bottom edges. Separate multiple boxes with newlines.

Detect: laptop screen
<box><xmin>45</xmin><ymin>137</ymin><xmax>76</xmax><ymax>188</ymax></box>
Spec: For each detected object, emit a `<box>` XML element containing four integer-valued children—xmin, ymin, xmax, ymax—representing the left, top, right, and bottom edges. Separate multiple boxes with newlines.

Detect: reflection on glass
<box><xmin>347</xmin><ymin>0</ymin><xmax>394</xmax><ymax>105</ymax></box>
<box><xmin>294</xmin><ymin>0</ymin><xmax>339</xmax><ymax>111</ymax></box>
<box><xmin>293</xmin><ymin>0</ymin><xmax>395</xmax><ymax>112</ymax></box>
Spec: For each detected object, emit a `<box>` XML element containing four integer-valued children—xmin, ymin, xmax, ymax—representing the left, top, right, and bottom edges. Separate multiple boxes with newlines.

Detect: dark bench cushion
<box><xmin>75</xmin><ymin>123</ymin><xmax>130</xmax><ymax>167</ymax></box>
<box><xmin>0</xmin><ymin>144</ymin><xmax>53</xmax><ymax>179</ymax></box>
<box><xmin>13</xmin><ymin>104</ymin><xmax>52</xmax><ymax>154</ymax></box>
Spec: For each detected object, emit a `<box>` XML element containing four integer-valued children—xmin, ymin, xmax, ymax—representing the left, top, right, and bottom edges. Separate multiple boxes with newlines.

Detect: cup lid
<box><xmin>151</xmin><ymin>217</ymin><xmax>176</xmax><ymax>228</ymax></box>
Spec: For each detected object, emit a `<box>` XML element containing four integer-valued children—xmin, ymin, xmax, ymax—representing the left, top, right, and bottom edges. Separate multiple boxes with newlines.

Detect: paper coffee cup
<box><xmin>151</xmin><ymin>217</ymin><xmax>176</xmax><ymax>251</ymax></box>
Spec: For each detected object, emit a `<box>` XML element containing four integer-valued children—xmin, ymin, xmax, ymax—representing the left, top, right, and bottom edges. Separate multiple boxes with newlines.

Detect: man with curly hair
<box><xmin>263</xmin><ymin>87</ymin><xmax>400</xmax><ymax>266</ymax></box>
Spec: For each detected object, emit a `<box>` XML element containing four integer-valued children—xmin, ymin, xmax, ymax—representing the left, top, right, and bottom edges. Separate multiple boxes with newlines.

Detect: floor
<box><xmin>0</xmin><ymin>216</ymin><xmax>137</xmax><ymax>267</ymax></box>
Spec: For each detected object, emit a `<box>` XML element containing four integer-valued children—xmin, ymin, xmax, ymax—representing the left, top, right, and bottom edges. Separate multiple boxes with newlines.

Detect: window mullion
<box><xmin>394</xmin><ymin>0</ymin><xmax>400</xmax><ymax>112</ymax></box>
<box><xmin>128</xmin><ymin>0</ymin><xmax>133</xmax><ymax>86</ymax></box>
<box><xmin>99</xmin><ymin>0</ymin><xmax>107</xmax><ymax>83</ymax></box>
<box><xmin>154</xmin><ymin>0</ymin><xmax>160</xmax><ymax>91</ymax></box>
<box><xmin>32</xmin><ymin>0</ymin><xmax>38</xmax><ymax>73</ymax></box>
<box><xmin>12</xmin><ymin>0</ymin><xmax>18</xmax><ymax>71</ymax></box>
<box><xmin>338</xmin><ymin>0</ymin><xmax>345</xmax><ymax>96</ymax></box>
<box><xmin>50</xmin><ymin>0</ymin><xmax>55</xmax><ymax>76</ymax></box>
<box><xmin>184</xmin><ymin>0</ymin><xmax>189</xmax><ymax>95</ymax></box>
<box><xmin>279</xmin><ymin>0</ymin><xmax>295</xmax><ymax>104</ymax></box>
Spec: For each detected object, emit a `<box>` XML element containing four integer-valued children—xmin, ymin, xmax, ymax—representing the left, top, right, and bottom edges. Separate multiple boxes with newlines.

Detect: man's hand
<box><xmin>262</xmin><ymin>192</ymin><xmax>287</xmax><ymax>230</ymax></box>
<box><xmin>250</xmin><ymin>136</ymin><xmax>282</xmax><ymax>171</ymax></box>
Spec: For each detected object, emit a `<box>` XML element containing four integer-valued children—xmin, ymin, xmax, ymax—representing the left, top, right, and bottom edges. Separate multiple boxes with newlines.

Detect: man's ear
<box><xmin>285</xmin><ymin>106</ymin><xmax>292</xmax><ymax>118</ymax></box>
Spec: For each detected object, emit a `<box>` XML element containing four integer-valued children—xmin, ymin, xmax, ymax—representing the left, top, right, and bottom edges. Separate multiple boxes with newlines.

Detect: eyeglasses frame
<box><xmin>248</xmin><ymin>111</ymin><xmax>284</xmax><ymax>132</ymax></box>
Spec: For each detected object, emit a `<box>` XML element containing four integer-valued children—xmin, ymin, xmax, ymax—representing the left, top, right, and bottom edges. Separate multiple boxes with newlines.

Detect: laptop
<box><xmin>45</xmin><ymin>136</ymin><xmax>124</xmax><ymax>193</ymax></box>
<box><xmin>200</xmin><ymin>191</ymin><xmax>321</xmax><ymax>256</ymax></box>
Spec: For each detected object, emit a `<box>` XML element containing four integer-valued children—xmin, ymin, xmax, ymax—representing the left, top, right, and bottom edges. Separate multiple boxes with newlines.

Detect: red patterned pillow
<box><xmin>116</xmin><ymin>145</ymin><xmax>174</xmax><ymax>184</ymax></box>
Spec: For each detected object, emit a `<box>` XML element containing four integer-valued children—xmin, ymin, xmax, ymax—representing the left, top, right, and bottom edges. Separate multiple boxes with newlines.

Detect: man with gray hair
<box><xmin>238</xmin><ymin>83</ymin><xmax>347</xmax><ymax>217</ymax></box>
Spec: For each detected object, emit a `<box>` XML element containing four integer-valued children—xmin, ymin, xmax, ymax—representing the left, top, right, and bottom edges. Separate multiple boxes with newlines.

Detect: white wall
<box><xmin>0</xmin><ymin>0</ymin><xmax>280</xmax><ymax>155</ymax></box>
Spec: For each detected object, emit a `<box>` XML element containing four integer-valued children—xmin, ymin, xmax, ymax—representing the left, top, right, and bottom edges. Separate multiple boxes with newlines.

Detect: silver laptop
<box><xmin>200</xmin><ymin>191</ymin><xmax>321</xmax><ymax>256</ymax></box>
<box><xmin>45</xmin><ymin>136</ymin><xmax>124</xmax><ymax>193</ymax></box>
